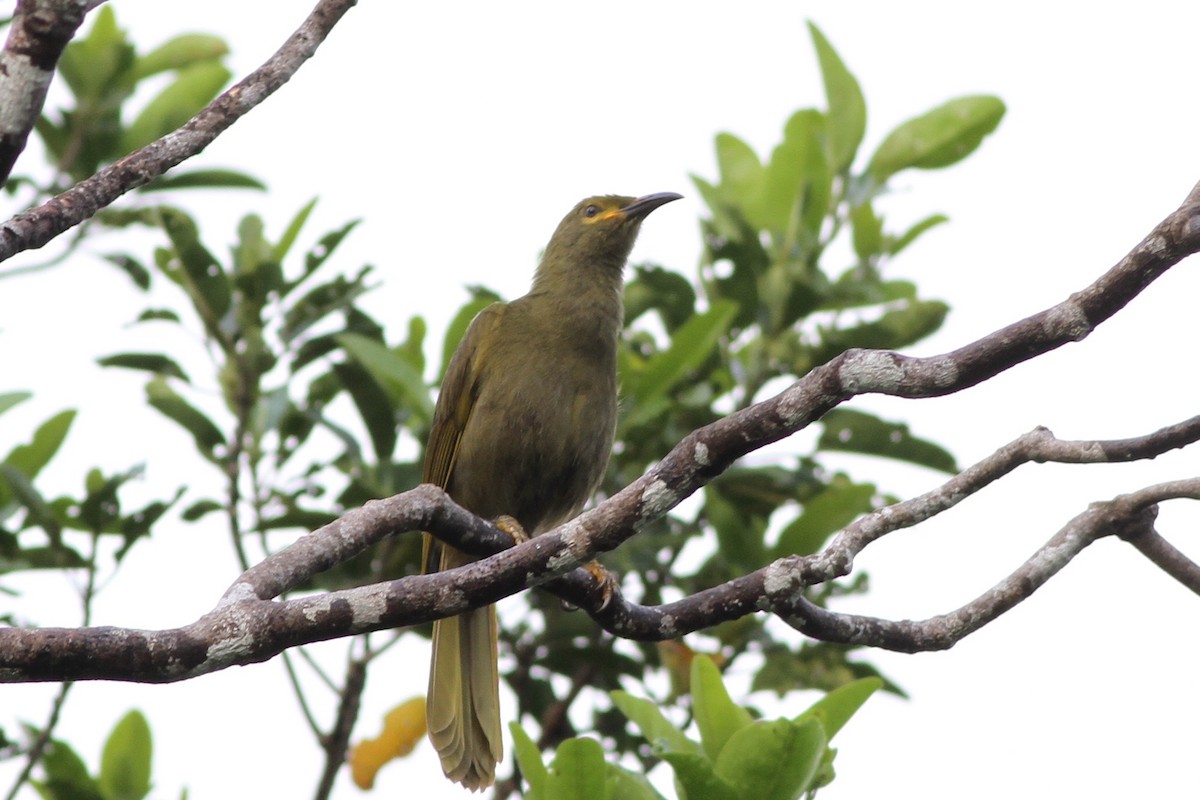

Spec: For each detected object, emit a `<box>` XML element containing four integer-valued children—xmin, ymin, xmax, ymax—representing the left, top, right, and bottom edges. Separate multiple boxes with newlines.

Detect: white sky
<box><xmin>2</xmin><ymin>2</ymin><xmax>1199</xmax><ymax>798</ymax></box>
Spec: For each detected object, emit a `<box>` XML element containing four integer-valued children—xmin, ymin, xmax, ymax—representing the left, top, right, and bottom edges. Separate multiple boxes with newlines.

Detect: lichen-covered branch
<box><xmin>0</xmin><ymin>0</ymin><xmax>358</xmax><ymax>261</ymax></box>
<box><xmin>1</xmin><ymin>180</ymin><xmax>1199</xmax><ymax>682</ymax></box>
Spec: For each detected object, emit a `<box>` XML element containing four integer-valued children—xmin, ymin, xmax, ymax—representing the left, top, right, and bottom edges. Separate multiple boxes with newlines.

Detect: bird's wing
<box><xmin>422</xmin><ymin>302</ymin><xmax>506</xmax><ymax>574</ymax></box>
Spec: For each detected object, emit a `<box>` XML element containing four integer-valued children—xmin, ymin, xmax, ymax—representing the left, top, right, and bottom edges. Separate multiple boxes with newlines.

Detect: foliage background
<box><xmin>2</xmin><ymin>1</ymin><xmax>1199</xmax><ymax>798</ymax></box>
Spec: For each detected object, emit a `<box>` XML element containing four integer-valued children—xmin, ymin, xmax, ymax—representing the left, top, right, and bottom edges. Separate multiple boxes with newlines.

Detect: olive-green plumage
<box><xmin>422</xmin><ymin>192</ymin><xmax>681</xmax><ymax>790</ymax></box>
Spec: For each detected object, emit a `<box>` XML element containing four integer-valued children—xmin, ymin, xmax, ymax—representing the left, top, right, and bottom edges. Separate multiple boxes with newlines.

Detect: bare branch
<box><xmin>0</xmin><ymin>0</ymin><xmax>89</xmax><ymax>183</ymax></box>
<box><xmin>1123</xmin><ymin>528</ymin><xmax>1200</xmax><ymax>594</ymax></box>
<box><xmin>0</xmin><ymin>0</ymin><xmax>358</xmax><ymax>262</ymax></box>
<box><xmin>779</xmin><ymin>480</ymin><xmax>1200</xmax><ymax>650</ymax></box>
<box><xmin>1117</xmin><ymin>480</ymin><xmax>1200</xmax><ymax>593</ymax></box>
<box><xmin>2</xmin><ymin>183</ymin><xmax>1200</xmax><ymax>682</ymax></box>
<box><xmin>779</xmin><ymin>492</ymin><xmax>1159</xmax><ymax>650</ymax></box>
<box><xmin>583</xmin><ymin>419</ymin><xmax>1200</xmax><ymax>642</ymax></box>
<box><xmin>2</xmin><ymin>423</ymin><xmax>1197</xmax><ymax>683</ymax></box>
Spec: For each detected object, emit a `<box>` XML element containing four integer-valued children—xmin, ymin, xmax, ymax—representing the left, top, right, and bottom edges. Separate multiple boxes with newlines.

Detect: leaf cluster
<box><xmin>513</xmin><ymin>656</ymin><xmax>881</xmax><ymax>800</ymax></box>
<box><xmin>28</xmin><ymin>6</ymin><xmax>258</xmax><ymax>193</ymax></box>
<box><xmin>0</xmin><ymin>395</ymin><xmax>182</xmax><ymax>583</ymax></box>
<box><xmin>30</xmin><ymin>710</ymin><xmax>158</xmax><ymax>800</ymax></box>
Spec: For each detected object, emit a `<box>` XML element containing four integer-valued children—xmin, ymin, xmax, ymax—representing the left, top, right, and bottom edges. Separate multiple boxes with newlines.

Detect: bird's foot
<box><xmin>584</xmin><ymin>561</ymin><xmax>619</xmax><ymax>612</ymax></box>
<box><xmin>493</xmin><ymin>515</ymin><xmax>530</xmax><ymax>545</ymax></box>
<box><xmin>560</xmin><ymin>560</ymin><xmax>619</xmax><ymax>613</ymax></box>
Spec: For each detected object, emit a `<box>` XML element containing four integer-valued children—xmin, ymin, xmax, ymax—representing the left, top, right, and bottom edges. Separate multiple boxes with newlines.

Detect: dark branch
<box><xmin>0</xmin><ymin>0</ymin><xmax>358</xmax><ymax>262</ymax></box>
<box><xmin>0</xmin><ymin>0</ymin><xmax>89</xmax><ymax>183</ymax></box>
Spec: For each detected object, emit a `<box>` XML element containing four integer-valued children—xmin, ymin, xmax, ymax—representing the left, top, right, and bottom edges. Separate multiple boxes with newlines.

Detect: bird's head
<box><xmin>540</xmin><ymin>192</ymin><xmax>682</xmax><ymax>274</ymax></box>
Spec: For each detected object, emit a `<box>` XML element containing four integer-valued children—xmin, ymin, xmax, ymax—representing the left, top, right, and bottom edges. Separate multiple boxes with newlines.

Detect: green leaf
<box><xmin>98</xmin><ymin>710</ymin><xmax>152</xmax><ymax>800</ymax></box>
<box><xmin>145</xmin><ymin>378</ymin><xmax>224</xmax><ymax>460</ymax></box>
<box><xmin>119</xmin><ymin>488</ymin><xmax>183</xmax><ymax>549</ymax></box>
<box><xmin>273</xmin><ymin>198</ymin><xmax>318</xmax><ymax>264</ymax></box>
<box><xmin>796</xmin><ymin>677</ymin><xmax>882</xmax><ymax>740</ymax></box>
<box><xmin>809</xmin><ymin>22</ymin><xmax>865</xmax><ymax>173</ymax></box>
<box><xmin>622</xmin><ymin>301</ymin><xmax>737</xmax><ymax>427</ymax></box>
<box><xmin>103</xmin><ymin>254</ymin><xmax>152</xmax><ymax>290</ymax></box>
<box><xmin>752</xmin><ymin>641</ymin><xmax>908</xmax><ymax>699</ymax></box>
<box><xmin>0</xmin><ymin>543</ymin><xmax>86</xmax><ymax>573</ymax></box>
<box><xmin>3</xmin><ymin>409</ymin><xmax>75</xmax><ymax>481</ymax></box>
<box><xmin>510</xmin><ymin>722</ymin><xmax>548</xmax><ymax>798</ymax></box>
<box><xmin>33</xmin><ymin>115</ymin><xmax>68</xmax><ymax>165</ymax></box>
<box><xmin>336</xmin><ymin>333</ymin><xmax>434</xmax><ymax>428</ymax></box>
<box><xmin>888</xmin><ymin>213</ymin><xmax>949</xmax><ymax>256</ymax></box>
<box><xmin>704</xmin><ymin>485</ymin><xmax>766</xmax><ymax>572</ymax></box>
<box><xmin>97</xmin><ymin>353</ymin><xmax>189</xmax><ymax>382</ymax></box>
<box><xmin>818</xmin><ymin>408</ymin><xmax>957</xmax><ymax>473</ymax></box>
<box><xmin>811</xmin><ymin>298</ymin><xmax>948</xmax><ymax>358</ymax></box>
<box><xmin>759</xmin><ymin>111</ymin><xmax>814</xmax><ymax>235</ymax></box>
<box><xmin>79</xmin><ymin>466</ymin><xmax>149</xmax><ymax>535</ymax></box>
<box><xmin>438</xmin><ymin>295</ymin><xmax>498</xmax><ymax>382</ymax></box>
<box><xmin>136</xmin><ymin>309</ymin><xmax>181</xmax><ymax>324</ymax></box>
<box><xmin>132</xmin><ymin>34</ymin><xmax>229</xmax><ymax>79</ymax></box>
<box><xmin>0</xmin><ymin>391</ymin><xmax>31</xmax><ymax>417</ymax></box>
<box><xmin>773</xmin><ymin>479</ymin><xmax>876</xmax><ymax>558</ymax></box>
<box><xmin>333</xmin><ymin>361</ymin><xmax>398</xmax><ymax>461</ymax></box>
<box><xmin>282</xmin><ymin>219</ymin><xmax>363</xmax><ymax>297</ymax></box>
<box><xmin>660</xmin><ymin>752</ymin><xmax>738</xmax><ymax>800</ymax></box>
<box><xmin>231</xmin><ymin>214</ymin><xmax>285</xmax><ymax>314</ymax></box>
<box><xmin>624</xmin><ymin>264</ymin><xmax>697</xmax><ymax>332</ymax></box>
<box><xmin>714</xmin><ymin>133</ymin><xmax>764</xmax><ymax>217</ymax></box>
<box><xmin>713</xmin><ymin>717</ymin><xmax>826</xmax><ymax>800</ymax></box>
<box><xmin>786</xmin><ymin>109</ymin><xmax>832</xmax><ymax>242</ymax></box>
<box><xmin>121</xmin><ymin>61</ymin><xmax>232</xmax><ymax>153</ymax></box>
<box><xmin>58</xmin><ymin>6</ymin><xmax>133</xmax><ymax>103</ymax></box>
<box><xmin>157</xmin><ymin>208</ymin><xmax>231</xmax><ymax>330</ymax></box>
<box><xmin>280</xmin><ymin>267</ymin><xmax>373</xmax><ymax>344</ymax></box>
<box><xmin>691</xmin><ymin>655</ymin><xmax>753</xmax><ymax>761</ymax></box>
<box><xmin>690</xmin><ymin>174</ymin><xmax>743</xmax><ymax>244</ymax></box>
<box><xmin>868</xmin><ymin>95</ymin><xmax>1005</xmax><ymax>181</ymax></box>
<box><xmin>142</xmin><ymin>169</ymin><xmax>265</xmax><ymax>192</ymax></box>
<box><xmin>181</xmin><ymin>499</ymin><xmax>222</xmax><ymax>522</ymax></box>
<box><xmin>36</xmin><ymin>738</ymin><xmax>103</xmax><ymax>800</ymax></box>
<box><xmin>545</xmin><ymin>738</ymin><xmax>609</xmax><ymax>800</ymax></box>
<box><xmin>0</xmin><ymin>464</ymin><xmax>63</xmax><ymax>543</ymax></box>
<box><xmin>849</xmin><ymin>202</ymin><xmax>883</xmax><ymax>263</ymax></box>
<box><xmin>607</xmin><ymin>763</ymin><xmax>665</xmax><ymax>800</ymax></box>
<box><xmin>260</xmin><ymin>508</ymin><xmax>339</xmax><ymax>533</ymax></box>
<box><xmin>610</xmin><ymin>691</ymin><xmax>702</xmax><ymax>756</ymax></box>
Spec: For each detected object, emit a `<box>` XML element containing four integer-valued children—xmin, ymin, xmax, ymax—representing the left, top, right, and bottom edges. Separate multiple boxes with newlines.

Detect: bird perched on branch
<box><xmin>422</xmin><ymin>192</ymin><xmax>682</xmax><ymax>790</ymax></box>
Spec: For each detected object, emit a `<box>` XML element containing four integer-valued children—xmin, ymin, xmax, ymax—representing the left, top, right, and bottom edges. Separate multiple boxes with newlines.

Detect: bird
<box><xmin>422</xmin><ymin>192</ymin><xmax>682</xmax><ymax>790</ymax></box>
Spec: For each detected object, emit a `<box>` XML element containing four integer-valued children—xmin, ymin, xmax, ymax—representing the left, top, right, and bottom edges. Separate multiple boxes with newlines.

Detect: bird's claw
<box><xmin>493</xmin><ymin>515</ymin><xmax>530</xmax><ymax>545</ymax></box>
<box><xmin>584</xmin><ymin>561</ymin><xmax>619</xmax><ymax>612</ymax></box>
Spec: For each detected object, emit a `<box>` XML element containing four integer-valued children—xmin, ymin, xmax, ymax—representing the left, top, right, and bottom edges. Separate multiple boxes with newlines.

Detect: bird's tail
<box><xmin>427</xmin><ymin>553</ymin><xmax>503</xmax><ymax>791</ymax></box>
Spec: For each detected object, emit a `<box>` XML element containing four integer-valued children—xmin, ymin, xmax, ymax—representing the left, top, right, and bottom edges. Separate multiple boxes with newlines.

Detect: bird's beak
<box><xmin>620</xmin><ymin>192</ymin><xmax>683</xmax><ymax>220</ymax></box>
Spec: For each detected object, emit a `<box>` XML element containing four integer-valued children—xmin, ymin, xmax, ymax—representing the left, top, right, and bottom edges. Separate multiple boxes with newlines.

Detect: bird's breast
<box><xmin>447</xmin><ymin>326</ymin><xmax>618</xmax><ymax>534</ymax></box>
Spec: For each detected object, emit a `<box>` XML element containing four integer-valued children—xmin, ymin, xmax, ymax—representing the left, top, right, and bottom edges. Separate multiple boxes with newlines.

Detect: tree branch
<box><xmin>780</xmin><ymin>479</ymin><xmax>1199</xmax><ymax>651</ymax></box>
<box><xmin>584</xmin><ymin>419</ymin><xmax>1200</xmax><ymax>642</ymax></box>
<box><xmin>0</xmin><ymin>0</ymin><xmax>89</xmax><ymax>183</ymax></box>
<box><xmin>0</xmin><ymin>0</ymin><xmax>358</xmax><ymax>261</ymax></box>
<box><xmin>2</xmin><ymin>181</ymin><xmax>1200</xmax><ymax>682</ymax></box>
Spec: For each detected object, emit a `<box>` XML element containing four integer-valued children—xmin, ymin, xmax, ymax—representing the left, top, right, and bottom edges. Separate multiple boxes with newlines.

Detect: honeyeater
<box><xmin>422</xmin><ymin>192</ymin><xmax>682</xmax><ymax>790</ymax></box>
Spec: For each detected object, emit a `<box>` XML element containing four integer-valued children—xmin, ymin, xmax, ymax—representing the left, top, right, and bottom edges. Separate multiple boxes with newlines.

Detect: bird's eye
<box><xmin>583</xmin><ymin>205</ymin><xmax>600</xmax><ymax>218</ymax></box>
